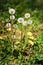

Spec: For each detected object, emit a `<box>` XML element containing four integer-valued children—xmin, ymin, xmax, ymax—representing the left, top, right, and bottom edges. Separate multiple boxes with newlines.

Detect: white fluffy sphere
<box><xmin>28</xmin><ymin>20</ymin><xmax>32</xmax><ymax>24</ymax></box>
<box><xmin>13</xmin><ymin>24</ymin><xmax>18</xmax><ymax>28</ymax></box>
<box><xmin>18</xmin><ymin>17</ymin><xmax>24</xmax><ymax>23</ymax></box>
<box><xmin>5</xmin><ymin>23</ymin><xmax>11</xmax><ymax>28</ymax></box>
<box><xmin>25</xmin><ymin>13</ymin><xmax>30</xmax><ymax>18</ymax></box>
<box><xmin>10</xmin><ymin>15</ymin><xmax>15</xmax><ymax>20</ymax></box>
<box><xmin>11</xmin><ymin>35</ymin><xmax>16</xmax><ymax>39</ymax></box>
<box><xmin>9</xmin><ymin>8</ymin><xmax>15</xmax><ymax>14</ymax></box>
<box><xmin>22</xmin><ymin>21</ymin><xmax>27</xmax><ymax>26</ymax></box>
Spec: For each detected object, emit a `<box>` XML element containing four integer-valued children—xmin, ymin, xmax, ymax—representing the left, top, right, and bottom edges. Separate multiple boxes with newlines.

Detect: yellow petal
<box><xmin>0</xmin><ymin>36</ymin><xmax>3</xmax><ymax>39</ymax></box>
<box><xmin>27</xmin><ymin>32</ymin><xmax>33</xmax><ymax>36</ymax></box>
<box><xmin>29</xmin><ymin>40</ymin><xmax>34</xmax><ymax>45</ymax></box>
<box><xmin>29</xmin><ymin>36</ymin><xmax>35</xmax><ymax>40</ymax></box>
<box><xmin>7</xmin><ymin>27</ymin><xmax>11</xmax><ymax>31</ymax></box>
<box><xmin>34</xmin><ymin>38</ymin><xmax>36</xmax><ymax>40</ymax></box>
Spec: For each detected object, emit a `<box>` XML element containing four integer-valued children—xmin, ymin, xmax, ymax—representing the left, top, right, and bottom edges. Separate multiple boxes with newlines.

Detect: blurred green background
<box><xmin>0</xmin><ymin>0</ymin><xmax>43</xmax><ymax>21</ymax></box>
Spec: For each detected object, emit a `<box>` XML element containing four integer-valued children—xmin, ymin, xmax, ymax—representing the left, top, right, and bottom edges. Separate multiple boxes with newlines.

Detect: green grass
<box><xmin>0</xmin><ymin>9</ymin><xmax>43</xmax><ymax>65</ymax></box>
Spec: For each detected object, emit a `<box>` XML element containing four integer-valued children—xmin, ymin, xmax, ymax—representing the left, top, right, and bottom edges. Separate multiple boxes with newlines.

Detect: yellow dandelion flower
<box><xmin>15</xmin><ymin>41</ymin><xmax>20</xmax><ymax>44</ymax></box>
<box><xmin>34</xmin><ymin>38</ymin><xmax>36</xmax><ymax>40</ymax></box>
<box><xmin>29</xmin><ymin>36</ymin><xmax>35</xmax><ymax>40</ymax></box>
<box><xmin>7</xmin><ymin>27</ymin><xmax>11</xmax><ymax>31</ymax></box>
<box><xmin>0</xmin><ymin>36</ymin><xmax>3</xmax><ymax>39</ymax></box>
<box><xmin>27</xmin><ymin>32</ymin><xmax>33</xmax><ymax>36</ymax></box>
<box><xmin>29</xmin><ymin>40</ymin><xmax>34</xmax><ymax>45</ymax></box>
<box><xmin>29</xmin><ymin>36</ymin><xmax>36</xmax><ymax>40</ymax></box>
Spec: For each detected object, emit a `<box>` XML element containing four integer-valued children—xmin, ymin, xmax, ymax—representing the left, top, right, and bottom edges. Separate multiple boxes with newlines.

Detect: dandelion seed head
<box><xmin>9</xmin><ymin>8</ymin><xmax>15</xmax><ymax>14</ymax></box>
<box><xmin>11</xmin><ymin>35</ymin><xmax>16</xmax><ymax>39</ymax></box>
<box><xmin>10</xmin><ymin>15</ymin><xmax>15</xmax><ymax>20</ymax></box>
<box><xmin>25</xmin><ymin>13</ymin><xmax>30</xmax><ymax>18</ymax></box>
<box><xmin>6</xmin><ymin>18</ymin><xmax>10</xmax><ymax>22</ymax></box>
<box><xmin>13</xmin><ymin>24</ymin><xmax>18</xmax><ymax>28</ymax></box>
<box><xmin>22</xmin><ymin>21</ymin><xmax>27</xmax><ymax>26</ymax></box>
<box><xmin>18</xmin><ymin>17</ymin><xmax>24</xmax><ymax>23</ymax></box>
<box><xmin>5</xmin><ymin>23</ymin><xmax>11</xmax><ymax>28</ymax></box>
<box><xmin>28</xmin><ymin>20</ymin><xmax>32</xmax><ymax>24</ymax></box>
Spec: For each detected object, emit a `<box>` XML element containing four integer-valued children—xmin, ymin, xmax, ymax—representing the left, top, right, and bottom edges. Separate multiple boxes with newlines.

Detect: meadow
<box><xmin>0</xmin><ymin>0</ymin><xmax>43</xmax><ymax>65</ymax></box>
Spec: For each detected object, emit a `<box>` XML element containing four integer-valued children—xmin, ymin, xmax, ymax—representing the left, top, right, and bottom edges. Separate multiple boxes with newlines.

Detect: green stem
<box><xmin>11</xmin><ymin>20</ymin><xmax>14</xmax><ymax>48</ymax></box>
<box><xmin>25</xmin><ymin>26</ymin><xmax>27</xmax><ymax>44</ymax></box>
<box><xmin>20</xmin><ymin>24</ymin><xmax>23</xmax><ymax>43</ymax></box>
